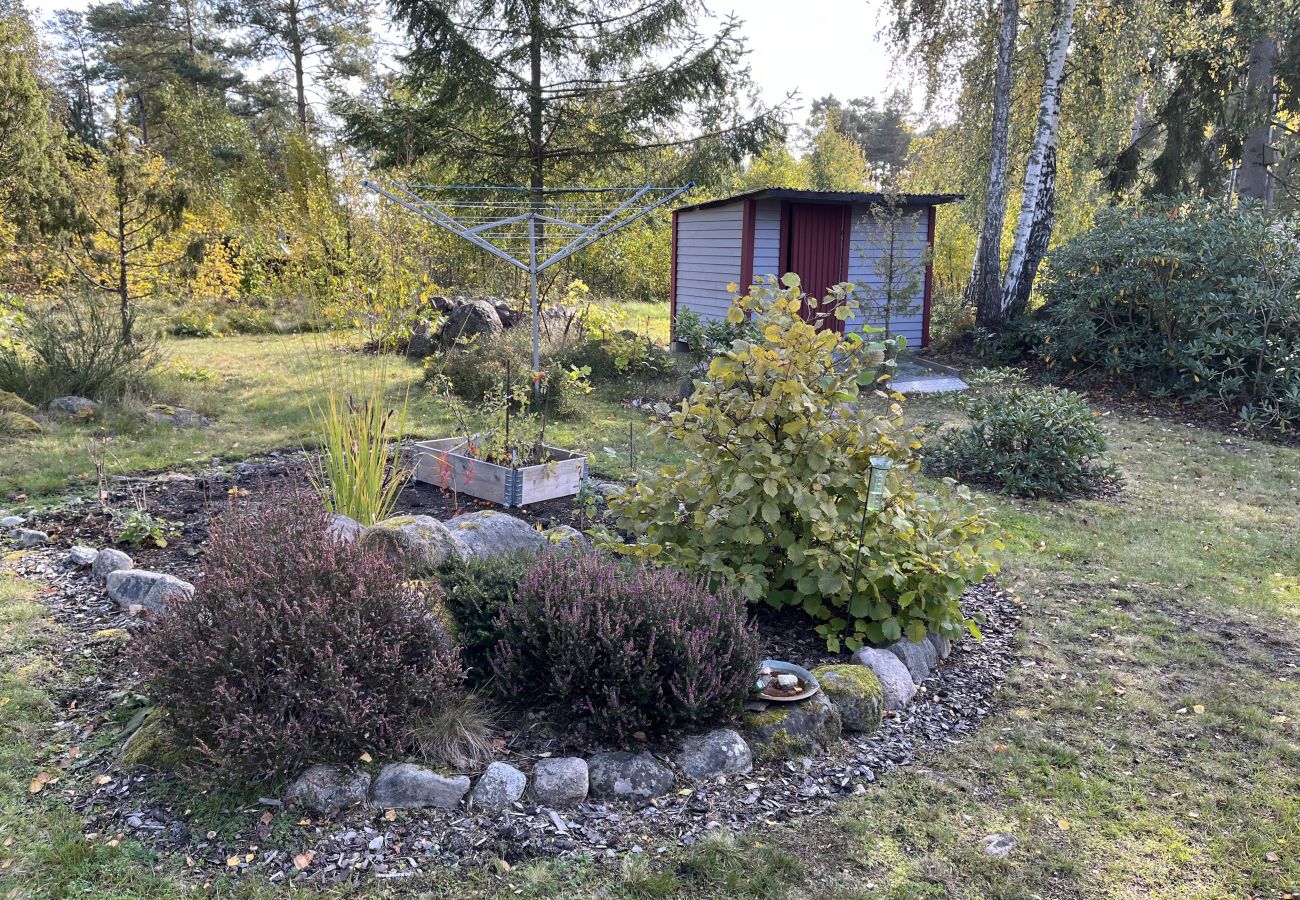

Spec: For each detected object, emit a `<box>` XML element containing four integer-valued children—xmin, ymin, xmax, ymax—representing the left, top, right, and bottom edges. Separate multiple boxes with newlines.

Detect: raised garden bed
<box><xmin>413</xmin><ymin>437</ymin><xmax>588</xmax><ymax>508</ymax></box>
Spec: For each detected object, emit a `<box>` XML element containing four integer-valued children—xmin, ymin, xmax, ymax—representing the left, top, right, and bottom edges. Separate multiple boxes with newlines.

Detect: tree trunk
<box><xmin>1238</xmin><ymin>32</ymin><xmax>1279</xmax><ymax>203</ymax></box>
<box><xmin>1001</xmin><ymin>0</ymin><xmax>1077</xmax><ymax>315</ymax></box>
<box><xmin>967</xmin><ymin>0</ymin><xmax>1019</xmax><ymax>327</ymax></box>
<box><xmin>288</xmin><ymin>0</ymin><xmax>309</xmax><ymax>130</ymax></box>
<box><xmin>116</xmin><ymin>167</ymin><xmax>131</xmax><ymax>345</ymax></box>
<box><xmin>1005</xmin><ymin>144</ymin><xmax>1056</xmax><ymax>317</ymax></box>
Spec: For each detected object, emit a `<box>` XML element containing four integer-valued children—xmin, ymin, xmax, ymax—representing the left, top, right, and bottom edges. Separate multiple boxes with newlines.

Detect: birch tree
<box><xmin>1000</xmin><ymin>0</ymin><xmax>1077</xmax><ymax>318</ymax></box>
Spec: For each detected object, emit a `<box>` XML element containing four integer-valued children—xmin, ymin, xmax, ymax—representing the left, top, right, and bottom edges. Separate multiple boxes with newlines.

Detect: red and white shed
<box><xmin>669</xmin><ymin>188</ymin><xmax>960</xmax><ymax>347</ymax></box>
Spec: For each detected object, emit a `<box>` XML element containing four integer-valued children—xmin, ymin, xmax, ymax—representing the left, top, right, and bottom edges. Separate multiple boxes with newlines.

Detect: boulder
<box><xmin>91</xmin><ymin>548</ymin><xmax>134</xmax><ymax>582</ymax></box>
<box><xmin>676</xmin><ymin>728</ymin><xmax>752</xmax><ymax>780</ymax></box>
<box><xmin>0</xmin><ymin>411</ymin><xmax>42</xmax><ymax>436</ymax></box>
<box><xmin>66</xmin><ymin>546</ymin><xmax>100</xmax><ymax>568</ymax></box>
<box><xmin>586</xmin><ymin>751</ymin><xmax>674</xmax><ymax>800</ymax></box>
<box><xmin>106</xmin><ymin>569</ymin><xmax>194</xmax><ymax>614</ymax></box>
<box><xmin>530</xmin><ymin>757</ymin><xmax>588</xmax><ymax>807</ymax></box>
<box><xmin>888</xmin><ymin>637</ymin><xmax>938</xmax><ymax>684</ymax></box>
<box><xmin>445</xmin><ymin>510</ymin><xmax>549</xmax><ymax>559</ymax></box>
<box><xmin>981</xmin><ymin>833</ymin><xmax>1019</xmax><ymax>859</ymax></box>
<box><xmin>542</xmin><ymin>524</ymin><xmax>588</xmax><ymax>549</ymax></box>
<box><xmin>326</xmin><ymin>513</ymin><xmax>365</xmax><ymax>544</ymax></box>
<box><xmin>406</xmin><ymin>319</ymin><xmax>438</xmax><ymax>357</ymax></box>
<box><xmin>364</xmin><ymin>515</ymin><xmax>467</xmax><ymax>575</ymax></box>
<box><xmin>48</xmin><ymin>396</ymin><xmax>97</xmax><ymax>416</ymax></box>
<box><xmin>927</xmin><ymin>631</ymin><xmax>953</xmax><ymax>661</ymax></box>
<box><xmin>493</xmin><ymin>301</ymin><xmax>521</xmax><ymax>329</ymax></box>
<box><xmin>0</xmin><ymin>515</ymin><xmax>23</xmax><ymax>528</ymax></box>
<box><xmin>14</xmin><ymin>528</ymin><xmax>48</xmax><ymax>548</ymax></box>
<box><xmin>438</xmin><ymin>298</ymin><xmax>503</xmax><ymax>348</ymax></box>
<box><xmin>0</xmin><ymin>390</ymin><xmax>36</xmax><ymax>414</ymax></box>
<box><xmin>849</xmin><ymin>646</ymin><xmax>917</xmax><ymax>711</ymax></box>
<box><xmin>370</xmin><ymin>762</ymin><xmax>470</xmax><ymax>809</ymax></box>
<box><xmin>284</xmin><ymin>765</ymin><xmax>371</xmax><ymax>814</ymax></box>
<box><xmin>811</xmin><ymin>664</ymin><xmax>884</xmax><ymax>733</ymax></box>
<box><xmin>470</xmin><ymin>762</ymin><xmax>527</xmax><ymax>810</ymax></box>
<box><xmin>147</xmin><ymin>406</ymin><xmax>210</xmax><ymax>428</ymax></box>
<box><xmin>742</xmin><ymin>692</ymin><xmax>842</xmax><ymax>763</ymax></box>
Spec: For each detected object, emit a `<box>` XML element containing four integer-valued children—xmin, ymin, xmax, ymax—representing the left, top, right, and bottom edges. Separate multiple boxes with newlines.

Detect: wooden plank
<box><xmin>518</xmin><ymin>456</ymin><xmax>586</xmax><ymax>505</ymax></box>
<box><xmin>414</xmin><ymin>439</ymin><xmax>585</xmax><ymax>507</ymax></box>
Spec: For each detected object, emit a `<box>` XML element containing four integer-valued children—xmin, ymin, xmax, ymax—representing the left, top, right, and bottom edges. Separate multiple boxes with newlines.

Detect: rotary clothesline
<box><xmin>361</xmin><ymin>180</ymin><xmax>693</xmax><ymax>372</ymax></box>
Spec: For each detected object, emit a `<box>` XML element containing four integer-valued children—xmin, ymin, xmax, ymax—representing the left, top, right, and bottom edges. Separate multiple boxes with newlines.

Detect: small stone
<box><xmin>743</xmin><ymin>692</ymin><xmax>842</xmax><ymax>763</ymax></box>
<box><xmin>849</xmin><ymin>647</ymin><xmax>917</xmax><ymax>711</ymax></box>
<box><xmin>542</xmin><ymin>524</ymin><xmax>589</xmax><ymax>549</ymax></box>
<box><xmin>927</xmin><ymin>631</ymin><xmax>953</xmax><ymax>660</ymax></box>
<box><xmin>48</xmin><ymin>396</ymin><xmax>98</xmax><ymax>416</ymax></box>
<box><xmin>531</xmin><ymin>757</ymin><xmax>588</xmax><ymax>807</ymax></box>
<box><xmin>368</xmin><ymin>835</ymin><xmax>384</xmax><ymax>851</ymax></box>
<box><xmin>326</xmin><ymin>514</ymin><xmax>365</xmax><ymax>543</ymax></box>
<box><xmin>587</xmin><ymin>751</ymin><xmax>674</xmax><ymax>800</ymax></box>
<box><xmin>811</xmin><ymin>664</ymin><xmax>884</xmax><ymax>733</ymax></box>
<box><xmin>775</xmin><ymin>673</ymin><xmax>798</xmax><ymax>689</ymax></box>
<box><xmin>370</xmin><ymin>763</ymin><xmax>470</xmax><ymax>809</ymax></box>
<box><xmin>981</xmin><ymin>833</ymin><xmax>1018</xmax><ymax>858</ymax></box>
<box><xmin>284</xmin><ymin>766</ymin><xmax>371</xmax><ymax>814</ymax></box>
<box><xmin>66</xmin><ymin>546</ymin><xmax>99</xmax><ymax>567</ymax></box>
<box><xmin>445</xmin><ymin>510</ymin><xmax>549</xmax><ymax>559</ymax></box>
<box><xmin>0</xmin><ymin>515</ymin><xmax>23</xmax><ymax>528</ymax></box>
<box><xmin>105</xmin><ymin>570</ymin><xmax>194</xmax><ymax>614</ymax></box>
<box><xmin>91</xmin><ymin>548</ymin><xmax>134</xmax><ymax>582</ymax></box>
<box><xmin>14</xmin><ymin>528</ymin><xmax>48</xmax><ymax>548</ymax></box>
<box><xmin>470</xmin><ymin>762</ymin><xmax>527</xmax><ymax>810</ymax></box>
<box><xmin>676</xmin><ymin>729</ymin><xmax>752</xmax><ymax>780</ymax></box>
<box><xmin>887</xmin><ymin>637</ymin><xmax>938</xmax><ymax>684</ymax></box>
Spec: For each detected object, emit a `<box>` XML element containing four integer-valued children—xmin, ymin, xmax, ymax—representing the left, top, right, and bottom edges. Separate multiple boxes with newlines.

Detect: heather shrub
<box><xmin>608</xmin><ymin>276</ymin><xmax>999</xmax><ymax>652</ymax></box>
<box><xmin>491</xmin><ymin>551</ymin><xmax>760</xmax><ymax>740</ymax></box>
<box><xmin>436</xmin><ymin>550</ymin><xmax>534</xmax><ymax>682</ymax></box>
<box><xmin>137</xmin><ymin>491</ymin><xmax>466</xmax><ymax>777</ymax></box>
<box><xmin>925</xmin><ymin>385</ymin><xmax>1118</xmax><ymax>499</ymax></box>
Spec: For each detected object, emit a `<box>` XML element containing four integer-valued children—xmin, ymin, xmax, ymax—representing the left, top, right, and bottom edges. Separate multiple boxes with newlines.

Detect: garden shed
<box><xmin>669</xmin><ymin>188</ymin><xmax>960</xmax><ymax>347</ymax></box>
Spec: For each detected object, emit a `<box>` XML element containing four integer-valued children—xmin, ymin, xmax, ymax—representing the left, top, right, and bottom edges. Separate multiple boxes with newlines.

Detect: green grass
<box><xmin>1</xmin><ymin>347</ymin><xmax>1298</xmax><ymax>897</ymax></box>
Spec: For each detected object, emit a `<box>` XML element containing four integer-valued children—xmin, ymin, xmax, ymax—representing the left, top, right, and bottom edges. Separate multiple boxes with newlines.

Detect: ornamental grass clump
<box><xmin>137</xmin><ymin>490</ymin><xmax>466</xmax><ymax>778</ymax></box>
<box><xmin>606</xmin><ymin>275</ymin><xmax>999</xmax><ymax>652</ymax></box>
<box><xmin>490</xmin><ymin>551</ymin><xmax>760</xmax><ymax>741</ymax></box>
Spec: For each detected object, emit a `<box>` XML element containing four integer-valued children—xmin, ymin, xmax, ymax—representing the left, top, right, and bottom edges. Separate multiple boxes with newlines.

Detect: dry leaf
<box><xmin>28</xmin><ymin>772</ymin><xmax>52</xmax><ymax>794</ymax></box>
<box><xmin>93</xmin><ymin>775</ymin><xmax>112</xmax><ymax>786</ymax></box>
<box><xmin>383</xmin><ymin>809</ymin><xmax>397</xmax><ymax>822</ymax></box>
<box><xmin>259</xmin><ymin>812</ymin><xmax>273</xmax><ymax>825</ymax></box>
<box><xmin>359</xmin><ymin>752</ymin><xmax>373</xmax><ymax>763</ymax></box>
<box><xmin>293</xmin><ymin>851</ymin><xmax>315</xmax><ymax>870</ymax></box>
<box><xmin>226</xmin><ymin>856</ymin><xmax>240</xmax><ymax>867</ymax></box>
<box><xmin>1057</xmin><ymin>819</ymin><xmax>1071</xmax><ymax>830</ymax></box>
<box><xmin>1192</xmin><ymin>704</ymin><xmax>1205</xmax><ymax>715</ymax></box>
<box><xmin>1266</xmin><ymin>851</ymin><xmax>1280</xmax><ymax>862</ymax></box>
<box><xmin>297</xmin><ymin>818</ymin><xmax>311</xmax><ymax>827</ymax></box>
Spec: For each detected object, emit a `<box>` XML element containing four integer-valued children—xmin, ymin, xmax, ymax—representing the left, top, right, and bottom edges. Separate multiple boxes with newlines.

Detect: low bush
<box><xmin>1037</xmin><ymin>198</ymin><xmax>1300</xmax><ymax>429</ymax></box>
<box><xmin>436</xmin><ymin>550</ymin><xmax>535</xmax><ymax>682</ymax></box>
<box><xmin>424</xmin><ymin>329</ymin><xmax>584</xmax><ymax>418</ymax></box>
<box><xmin>310</xmin><ymin>384</ymin><xmax>410</xmax><ymax>526</ymax></box>
<box><xmin>673</xmin><ymin>307</ymin><xmax>758</xmax><ymax>355</ymax></box>
<box><xmin>137</xmin><ymin>491</ymin><xmax>466</xmax><ymax>777</ymax></box>
<box><xmin>491</xmin><ymin>551</ymin><xmax>760</xmax><ymax>740</ymax></box>
<box><xmin>0</xmin><ymin>294</ymin><xmax>157</xmax><ymax>403</ymax></box>
<box><xmin>607</xmin><ymin>276</ymin><xmax>999</xmax><ymax>652</ymax></box>
<box><xmin>925</xmin><ymin>385</ymin><xmax>1118</xmax><ymax>499</ymax></box>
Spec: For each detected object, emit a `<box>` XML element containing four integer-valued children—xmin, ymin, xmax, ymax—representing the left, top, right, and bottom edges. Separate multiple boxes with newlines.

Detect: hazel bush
<box><xmin>490</xmin><ymin>551</ymin><xmax>760</xmax><ymax>740</ymax></box>
<box><xmin>137</xmin><ymin>490</ymin><xmax>465</xmax><ymax>777</ymax></box>
<box><xmin>606</xmin><ymin>275</ymin><xmax>999</xmax><ymax>651</ymax></box>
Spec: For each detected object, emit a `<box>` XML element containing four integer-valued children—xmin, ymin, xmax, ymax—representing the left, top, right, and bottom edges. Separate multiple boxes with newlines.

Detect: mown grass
<box><xmin>1</xmin><ymin>345</ymin><xmax>1298</xmax><ymax>897</ymax></box>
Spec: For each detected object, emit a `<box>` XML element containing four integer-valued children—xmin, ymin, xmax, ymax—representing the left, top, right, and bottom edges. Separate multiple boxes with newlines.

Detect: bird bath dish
<box><xmin>753</xmin><ymin>659</ymin><xmax>820</xmax><ymax>703</ymax></box>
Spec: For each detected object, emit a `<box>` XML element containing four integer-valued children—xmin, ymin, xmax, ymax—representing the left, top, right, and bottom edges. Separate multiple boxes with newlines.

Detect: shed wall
<box><xmin>843</xmin><ymin>204</ymin><xmax>929</xmax><ymax>345</ymax></box>
<box><xmin>673</xmin><ymin>201</ymin><xmax>743</xmax><ymax>321</ymax></box>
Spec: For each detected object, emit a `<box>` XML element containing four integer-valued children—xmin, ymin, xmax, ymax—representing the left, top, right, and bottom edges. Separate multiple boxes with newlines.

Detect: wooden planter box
<box><xmin>413</xmin><ymin>437</ymin><xmax>588</xmax><ymax>508</ymax></box>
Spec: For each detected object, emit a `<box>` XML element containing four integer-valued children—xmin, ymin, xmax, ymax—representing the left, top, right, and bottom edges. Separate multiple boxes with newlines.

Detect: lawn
<box><xmin>1</xmin><ymin>342</ymin><xmax>1298</xmax><ymax>898</ymax></box>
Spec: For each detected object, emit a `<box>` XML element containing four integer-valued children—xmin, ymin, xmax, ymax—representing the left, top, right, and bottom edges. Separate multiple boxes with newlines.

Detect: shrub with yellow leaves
<box><xmin>605</xmin><ymin>275</ymin><xmax>999</xmax><ymax>651</ymax></box>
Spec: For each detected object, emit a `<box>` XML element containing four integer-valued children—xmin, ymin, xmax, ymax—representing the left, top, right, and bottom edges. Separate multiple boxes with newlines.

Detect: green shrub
<box><xmin>1037</xmin><ymin>198</ymin><xmax>1300</xmax><ymax>429</ymax></box>
<box><xmin>0</xmin><ymin>295</ymin><xmax>157</xmax><ymax>403</ymax></box>
<box><xmin>310</xmin><ymin>384</ymin><xmax>410</xmax><ymax>526</ymax></box>
<box><xmin>673</xmin><ymin>307</ymin><xmax>759</xmax><ymax>355</ymax></box>
<box><xmin>490</xmin><ymin>551</ymin><xmax>760</xmax><ymax>740</ymax></box>
<box><xmin>925</xmin><ymin>385</ymin><xmax>1118</xmax><ymax>499</ymax></box>
<box><xmin>436</xmin><ymin>550</ymin><xmax>535</xmax><ymax>683</ymax></box>
<box><xmin>607</xmin><ymin>276</ymin><xmax>999</xmax><ymax>651</ymax></box>
<box><xmin>424</xmin><ymin>329</ymin><xmax>584</xmax><ymax>418</ymax></box>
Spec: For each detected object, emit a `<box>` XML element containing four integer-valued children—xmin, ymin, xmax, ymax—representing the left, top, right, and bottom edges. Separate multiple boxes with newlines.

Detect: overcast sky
<box><xmin>26</xmin><ymin>0</ymin><xmax>910</xmax><ymax>117</ymax></box>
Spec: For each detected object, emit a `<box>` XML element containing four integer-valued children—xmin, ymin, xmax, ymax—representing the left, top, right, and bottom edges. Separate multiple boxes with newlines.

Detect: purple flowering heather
<box><xmin>491</xmin><ymin>551</ymin><xmax>760</xmax><ymax>740</ymax></box>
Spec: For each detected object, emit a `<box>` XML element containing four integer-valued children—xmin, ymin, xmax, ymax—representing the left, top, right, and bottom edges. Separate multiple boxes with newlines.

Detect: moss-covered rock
<box><xmin>742</xmin><ymin>692</ymin><xmax>842</xmax><ymax>762</ymax></box>
<box><xmin>89</xmin><ymin>627</ymin><xmax>132</xmax><ymax>646</ymax></box>
<box><xmin>364</xmin><ymin>515</ymin><xmax>467</xmax><ymax>575</ymax></box>
<box><xmin>0</xmin><ymin>410</ymin><xmax>43</xmax><ymax>438</ymax></box>
<box><xmin>812</xmin><ymin>664</ymin><xmax>884</xmax><ymax>733</ymax></box>
<box><xmin>0</xmin><ymin>391</ymin><xmax>36</xmax><ymax>415</ymax></box>
<box><xmin>120</xmin><ymin>710</ymin><xmax>194</xmax><ymax>771</ymax></box>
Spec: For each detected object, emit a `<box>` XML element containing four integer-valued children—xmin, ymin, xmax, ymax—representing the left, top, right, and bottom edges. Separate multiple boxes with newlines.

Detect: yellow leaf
<box><xmin>226</xmin><ymin>856</ymin><xmax>240</xmax><ymax>867</ymax></box>
<box><xmin>383</xmin><ymin>808</ymin><xmax>397</xmax><ymax>822</ymax></box>
<box><xmin>28</xmin><ymin>772</ymin><xmax>52</xmax><ymax>794</ymax></box>
<box><xmin>93</xmin><ymin>775</ymin><xmax>112</xmax><ymax>786</ymax></box>
<box><xmin>1192</xmin><ymin>704</ymin><xmax>1205</xmax><ymax>715</ymax></box>
<box><xmin>359</xmin><ymin>751</ymin><xmax>373</xmax><ymax>763</ymax></box>
<box><xmin>1057</xmin><ymin>819</ymin><xmax>1071</xmax><ymax>830</ymax></box>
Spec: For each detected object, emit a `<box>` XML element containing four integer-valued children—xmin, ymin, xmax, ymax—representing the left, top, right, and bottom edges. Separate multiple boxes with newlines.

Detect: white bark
<box><xmin>967</xmin><ymin>0</ymin><xmax>1019</xmax><ymax>327</ymax></box>
<box><xmin>1000</xmin><ymin>0</ymin><xmax>1077</xmax><ymax>316</ymax></box>
<box><xmin>1239</xmin><ymin>33</ymin><xmax>1279</xmax><ymax>203</ymax></box>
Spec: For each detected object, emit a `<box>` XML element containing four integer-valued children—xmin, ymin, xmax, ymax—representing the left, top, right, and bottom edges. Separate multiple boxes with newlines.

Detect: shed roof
<box><xmin>674</xmin><ymin>187</ymin><xmax>962</xmax><ymax>213</ymax></box>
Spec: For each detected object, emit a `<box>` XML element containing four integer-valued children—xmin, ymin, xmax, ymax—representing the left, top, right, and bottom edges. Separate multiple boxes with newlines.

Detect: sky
<box><xmin>25</xmin><ymin>0</ymin><xmax>911</xmax><ymax>117</ymax></box>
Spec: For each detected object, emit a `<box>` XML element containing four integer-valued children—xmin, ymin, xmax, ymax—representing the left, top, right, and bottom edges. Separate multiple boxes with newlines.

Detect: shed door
<box><xmin>783</xmin><ymin>203</ymin><xmax>850</xmax><ymax>331</ymax></box>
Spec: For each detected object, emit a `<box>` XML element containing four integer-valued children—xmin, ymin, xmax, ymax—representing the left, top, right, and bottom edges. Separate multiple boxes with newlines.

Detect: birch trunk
<box><xmin>967</xmin><ymin>0</ymin><xmax>1019</xmax><ymax>327</ymax></box>
<box><xmin>1004</xmin><ymin>144</ymin><xmax>1056</xmax><ymax>317</ymax></box>
<box><xmin>1000</xmin><ymin>0</ymin><xmax>1077</xmax><ymax>317</ymax></box>
<box><xmin>1238</xmin><ymin>32</ymin><xmax>1279</xmax><ymax>203</ymax></box>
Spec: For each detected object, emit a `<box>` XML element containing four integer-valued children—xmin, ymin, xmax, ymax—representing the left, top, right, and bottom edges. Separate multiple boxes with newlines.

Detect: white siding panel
<box><xmin>845</xmin><ymin>203</ymin><xmax>929</xmax><ymax>344</ymax></box>
<box><xmin>675</xmin><ymin>202</ymin><xmax>743</xmax><ymax>322</ymax></box>
<box><xmin>751</xmin><ymin>199</ymin><xmax>782</xmax><ymax>283</ymax></box>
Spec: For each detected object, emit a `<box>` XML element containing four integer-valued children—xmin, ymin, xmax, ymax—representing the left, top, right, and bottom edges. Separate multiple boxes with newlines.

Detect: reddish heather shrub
<box><xmin>491</xmin><ymin>551</ymin><xmax>760</xmax><ymax>740</ymax></box>
<box><xmin>137</xmin><ymin>490</ymin><xmax>465</xmax><ymax>777</ymax></box>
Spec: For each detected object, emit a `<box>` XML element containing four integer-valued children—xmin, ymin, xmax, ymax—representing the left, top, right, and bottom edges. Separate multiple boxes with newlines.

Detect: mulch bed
<box><xmin>9</xmin><ymin>457</ymin><xmax>1022</xmax><ymax>887</ymax></box>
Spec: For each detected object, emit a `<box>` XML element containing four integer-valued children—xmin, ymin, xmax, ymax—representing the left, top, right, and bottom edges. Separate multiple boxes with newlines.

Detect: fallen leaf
<box><xmin>293</xmin><ymin>851</ymin><xmax>315</xmax><ymax>870</ymax></box>
<box><xmin>383</xmin><ymin>809</ymin><xmax>397</xmax><ymax>822</ymax></box>
<box><xmin>297</xmin><ymin>818</ymin><xmax>311</xmax><ymax>827</ymax></box>
<box><xmin>1267</xmin><ymin>851</ymin><xmax>1280</xmax><ymax>862</ymax></box>
<box><xmin>359</xmin><ymin>752</ymin><xmax>373</xmax><ymax>763</ymax></box>
<box><xmin>28</xmin><ymin>772</ymin><xmax>52</xmax><ymax>794</ymax></box>
<box><xmin>226</xmin><ymin>856</ymin><xmax>240</xmax><ymax>868</ymax></box>
<box><xmin>1192</xmin><ymin>704</ymin><xmax>1205</xmax><ymax>715</ymax></box>
<box><xmin>1057</xmin><ymin>819</ymin><xmax>1071</xmax><ymax>830</ymax></box>
<box><xmin>259</xmin><ymin>812</ymin><xmax>273</xmax><ymax>825</ymax></box>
